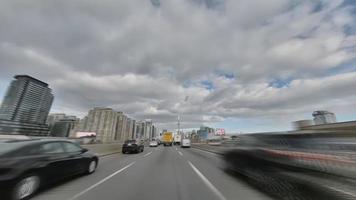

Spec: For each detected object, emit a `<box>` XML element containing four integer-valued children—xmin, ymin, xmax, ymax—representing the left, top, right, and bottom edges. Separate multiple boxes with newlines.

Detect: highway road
<box><xmin>32</xmin><ymin>145</ymin><xmax>272</xmax><ymax>200</ymax></box>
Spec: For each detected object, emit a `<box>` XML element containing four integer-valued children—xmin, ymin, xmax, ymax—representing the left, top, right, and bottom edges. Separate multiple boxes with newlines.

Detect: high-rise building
<box><xmin>0</xmin><ymin>75</ymin><xmax>53</xmax><ymax>124</ymax></box>
<box><xmin>50</xmin><ymin>118</ymin><xmax>78</xmax><ymax>137</ymax></box>
<box><xmin>47</xmin><ymin>113</ymin><xmax>79</xmax><ymax>137</ymax></box>
<box><xmin>0</xmin><ymin>75</ymin><xmax>53</xmax><ymax>136</ymax></box>
<box><xmin>145</xmin><ymin>119</ymin><xmax>152</xmax><ymax>139</ymax></box>
<box><xmin>116</xmin><ymin>112</ymin><xmax>128</xmax><ymax>141</ymax></box>
<box><xmin>135</xmin><ymin>121</ymin><xmax>145</xmax><ymax>139</ymax></box>
<box><xmin>134</xmin><ymin>121</ymin><xmax>140</xmax><ymax>139</ymax></box>
<box><xmin>126</xmin><ymin>118</ymin><xmax>135</xmax><ymax>140</ymax></box>
<box><xmin>155</xmin><ymin>126</ymin><xmax>160</xmax><ymax>138</ymax></box>
<box><xmin>46</xmin><ymin>113</ymin><xmax>66</xmax><ymax>126</ymax></box>
<box><xmin>80</xmin><ymin>107</ymin><xmax>118</xmax><ymax>143</ymax></box>
<box><xmin>197</xmin><ymin>126</ymin><xmax>215</xmax><ymax>140</ymax></box>
<box><xmin>131</xmin><ymin>119</ymin><xmax>136</xmax><ymax>139</ymax></box>
<box><xmin>151</xmin><ymin>125</ymin><xmax>159</xmax><ymax>139</ymax></box>
<box><xmin>313</xmin><ymin>111</ymin><xmax>337</xmax><ymax>125</ymax></box>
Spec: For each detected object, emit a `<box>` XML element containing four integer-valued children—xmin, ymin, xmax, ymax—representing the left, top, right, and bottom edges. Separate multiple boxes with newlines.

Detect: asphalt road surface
<box><xmin>32</xmin><ymin>145</ymin><xmax>272</xmax><ymax>200</ymax></box>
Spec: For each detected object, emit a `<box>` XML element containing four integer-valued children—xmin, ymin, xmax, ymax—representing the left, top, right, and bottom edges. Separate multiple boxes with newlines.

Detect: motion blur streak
<box><xmin>223</xmin><ymin>131</ymin><xmax>356</xmax><ymax>199</ymax></box>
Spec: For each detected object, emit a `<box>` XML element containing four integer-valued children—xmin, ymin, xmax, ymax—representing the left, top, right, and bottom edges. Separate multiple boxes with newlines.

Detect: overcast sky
<box><xmin>1</xmin><ymin>0</ymin><xmax>356</xmax><ymax>133</ymax></box>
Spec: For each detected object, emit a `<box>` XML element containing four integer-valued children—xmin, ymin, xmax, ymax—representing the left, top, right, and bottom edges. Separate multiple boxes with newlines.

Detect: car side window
<box><xmin>61</xmin><ymin>142</ymin><xmax>83</xmax><ymax>153</ymax></box>
<box><xmin>40</xmin><ymin>142</ymin><xmax>65</xmax><ymax>154</ymax></box>
<box><xmin>26</xmin><ymin>146</ymin><xmax>42</xmax><ymax>155</ymax></box>
<box><xmin>8</xmin><ymin>146</ymin><xmax>39</xmax><ymax>157</ymax></box>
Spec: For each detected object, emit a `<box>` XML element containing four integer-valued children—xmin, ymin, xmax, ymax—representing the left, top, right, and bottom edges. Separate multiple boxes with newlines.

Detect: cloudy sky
<box><xmin>1</xmin><ymin>0</ymin><xmax>356</xmax><ymax>133</ymax></box>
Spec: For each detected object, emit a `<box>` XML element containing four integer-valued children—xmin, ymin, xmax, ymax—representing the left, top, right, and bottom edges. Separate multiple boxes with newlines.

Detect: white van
<box><xmin>181</xmin><ymin>139</ymin><xmax>191</xmax><ymax>148</ymax></box>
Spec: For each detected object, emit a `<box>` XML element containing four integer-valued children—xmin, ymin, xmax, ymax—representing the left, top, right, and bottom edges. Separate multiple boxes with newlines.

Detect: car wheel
<box><xmin>86</xmin><ymin>160</ymin><xmax>97</xmax><ymax>174</ymax></box>
<box><xmin>12</xmin><ymin>174</ymin><xmax>40</xmax><ymax>200</ymax></box>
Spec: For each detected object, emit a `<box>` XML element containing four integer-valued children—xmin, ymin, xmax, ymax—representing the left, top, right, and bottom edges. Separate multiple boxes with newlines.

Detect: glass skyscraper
<box><xmin>0</xmin><ymin>75</ymin><xmax>53</xmax><ymax>136</ymax></box>
<box><xmin>0</xmin><ymin>75</ymin><xmax>53</xmax><ymax>124</ymax></box>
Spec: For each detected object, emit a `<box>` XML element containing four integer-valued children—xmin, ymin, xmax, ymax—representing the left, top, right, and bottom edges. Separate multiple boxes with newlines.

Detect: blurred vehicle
<box><xmin>162</xmin><ymin>132</ymin><xmax>173</xmax><ymax>146</ymax></box>
<box><xmin>223</xmin><ymin>131</ymin><xmax>356</xmax><ymax>199</ymax></box>
<box><xmin>181</xmin><ymin>139</ymin><xmax>191</xmax><ymax>148</ymax></box>
<box><xmin>0</xmin><ymin>138</ymin><xmax>98</xmax><ymax>200</ymax></box>
<box><xmin>122</xmin><ymin>140</ymin><xmax>144</xmax><ymax>153</ymax></box>
<box><xmin>207</xmin><ymin>138</ymin><xmax>222</xmax><ymax>146</ymax></box>
<box><xmin>149</xmin><ymin>140</ymin><xmax>158</xmax><ymax>147</ymax></box>
<box><xmin>174</xmin><ymin>134</ymin><xmax>181</xmax><ymax>145</ymax></box>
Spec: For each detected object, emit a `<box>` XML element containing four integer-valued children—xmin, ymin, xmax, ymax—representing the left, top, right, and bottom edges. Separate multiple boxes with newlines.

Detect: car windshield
<box><xmin>125</xmin><ymin>140</ymin><xmax>136</xmax><ymax>144</ymax></box>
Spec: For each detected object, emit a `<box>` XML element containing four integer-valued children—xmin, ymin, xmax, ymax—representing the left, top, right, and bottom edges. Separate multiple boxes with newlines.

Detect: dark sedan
<box><xmin>0</xmin><ymin>138</ymin><xmax>99</xmax><ymax>200</ymax></box>
<box><xmin>122</xmin><ymin>140</ymin><xmax>144</xmax><ymax>154</ymax></box>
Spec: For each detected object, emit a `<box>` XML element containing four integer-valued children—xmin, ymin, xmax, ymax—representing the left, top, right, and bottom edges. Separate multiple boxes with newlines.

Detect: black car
<box><xmin>122</xmin><ymin>140</ymin><xmax>144</xmax><ymax>154</ymax></box>
<box><xmin>0</xmin><ymin>138</ymin><xmax>99</xmax><ymax>200</ymax></box>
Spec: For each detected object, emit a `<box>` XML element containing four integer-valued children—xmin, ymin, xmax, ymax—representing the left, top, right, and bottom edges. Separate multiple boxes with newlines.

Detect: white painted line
<box><xmin>175</xmin><ymin>147</ymin><xmax>178</xmax><ymax>151</ymax></box>
<box><xmin>178</xmin><ymin>151</ymin><xmax>183</xmax><ymax>156</ymax></box>
<box><xmin>143</xmin><ymin>152</ymin><xmax>152</xmax><ymax>157</ymax></box>
<box><xmin>188</xmin><ymin>161</ymin><xmax>227</xmax><ymax>200</ymax></box>
<box><xmin>67</xmin><ymin>162</ymin><xmax>135</xmax><ymax>200</ymax></box>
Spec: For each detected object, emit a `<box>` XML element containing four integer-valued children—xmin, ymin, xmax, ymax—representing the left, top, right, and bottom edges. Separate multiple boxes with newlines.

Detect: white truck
<box><xmin>174</xmin><ymin>134</ymin><xmax>182</xmax><ymax>145</ymax></box>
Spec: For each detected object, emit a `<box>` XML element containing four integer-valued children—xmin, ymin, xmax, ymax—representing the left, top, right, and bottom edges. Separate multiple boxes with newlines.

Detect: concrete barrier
<box><xmin>81</xmin><ymin>143</ymin><xmax>122</xmax><ymax>157</ymax></box>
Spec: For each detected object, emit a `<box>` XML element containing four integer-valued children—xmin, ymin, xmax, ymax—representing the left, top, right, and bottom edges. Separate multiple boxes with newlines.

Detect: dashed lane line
<box><xmin>143</xmin><ymin>152</ymin><xmax>152</xmax><ymax>157</ymax></box>
<box><xmin>67</xmin><ymin>162</ymin><xmax>135</xmax><ymax>200</ymax></box>
<box><xmin>188</xmin><ymin>161</ymin><xmax>227</xmax><ymax>200</ymax></box>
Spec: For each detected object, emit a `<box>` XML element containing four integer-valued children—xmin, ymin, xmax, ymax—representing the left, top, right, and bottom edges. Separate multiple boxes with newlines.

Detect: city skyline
<box><xmin>1</xmin><ymin>0</ymin><xmax>356</xmax><ymax>133</ymax></box>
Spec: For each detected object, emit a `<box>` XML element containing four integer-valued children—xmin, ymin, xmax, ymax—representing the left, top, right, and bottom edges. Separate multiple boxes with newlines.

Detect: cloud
<box><xmin>0</xmin><ymin>0</ymin><xmax>356</xmax><ymax>132</ymax></box>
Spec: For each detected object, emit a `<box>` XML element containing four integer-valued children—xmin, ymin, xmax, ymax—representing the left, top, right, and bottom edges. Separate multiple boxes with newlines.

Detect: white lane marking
<box><xmin>175</xmin><ymin>147</ymin><xmax>178</xmax><ymax>150</ymax></box>
<box><xmin>143</xmin><ymin>152</ymin><xmax>152</xmax><ymax>157</ymax></box>
<box><xmin>178</xmin><ymin>151</ymin><xmax>183</xmax><ymax>156</ymax></box>
<box><xmin>67</xmin><ymin>162</ymin><xmax>135</xmax><ymax>200</ymax></box>
<box><xmin>188</xmin><ymin>161</ymin><xmax>227</xmax><ymax>200</ymax></box>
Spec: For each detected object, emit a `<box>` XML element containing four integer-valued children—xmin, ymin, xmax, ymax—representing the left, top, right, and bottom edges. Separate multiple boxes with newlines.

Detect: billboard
<box><xmin>215</xmin><ymin>128</ymin><xmax>225</xmax><ymax>136</ymax></box>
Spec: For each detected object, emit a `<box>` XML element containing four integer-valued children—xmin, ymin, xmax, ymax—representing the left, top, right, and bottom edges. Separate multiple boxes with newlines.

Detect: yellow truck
<box><xmin>162</xmin><ymin>132</ymin><xmax>173</xmax><ymax>146</ymax></box>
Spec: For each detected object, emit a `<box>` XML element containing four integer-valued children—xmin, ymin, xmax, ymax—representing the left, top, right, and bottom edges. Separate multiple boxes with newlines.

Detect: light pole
<box><xmin>178</xmin><ymin>96</ymin><xmax>189</xmax><ymax>139</ymax></box>
<box><xmin>177</xmin><ymin>115</ymin><xmax>180</xmax><ymax>136</ymax></box>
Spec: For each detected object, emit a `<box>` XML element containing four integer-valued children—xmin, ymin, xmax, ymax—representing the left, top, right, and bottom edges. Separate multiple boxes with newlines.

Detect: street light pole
<box><xmin>177</xmin><ymin>115</ymin><xmax>180</xmax><ymax>137</ymax></box>
<box><xmin>178</xmin><ymin>96</ymin><xmax>189</xmax><ymax>139</ymax></box>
